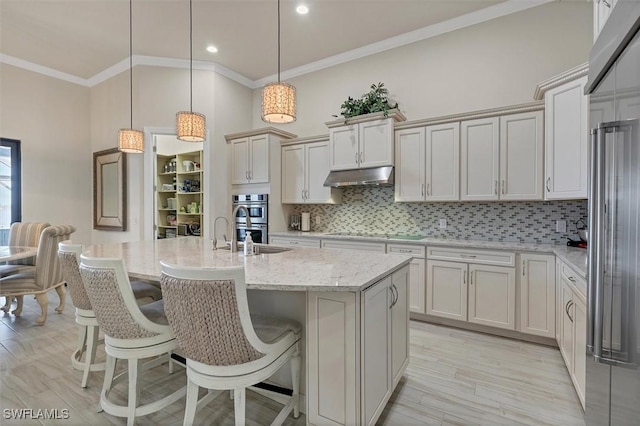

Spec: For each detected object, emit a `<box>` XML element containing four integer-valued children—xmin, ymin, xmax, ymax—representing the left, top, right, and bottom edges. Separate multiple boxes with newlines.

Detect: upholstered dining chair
<box><xmin>58</xmin><ymin>241</ymin><xmax>163</xmax><ymax>388</ymax></box>
<box><xmin>0</xmin><ymin>225</ymin><xmax>75</xmax><ymax>324</ymax></box>
<box><xmin>79</xmin><ymin>254</ymin><xmax>185</xmax><ymax>426</ymax></box>
<box><xmin>160</xmin><ymin>262</ymin><xmax>302</xmax><ymax>426</ymax></box>
<box><xmin>0</xmin><ymin>221</ymin><xmax>50</xmax><ymax>314</ymax></box>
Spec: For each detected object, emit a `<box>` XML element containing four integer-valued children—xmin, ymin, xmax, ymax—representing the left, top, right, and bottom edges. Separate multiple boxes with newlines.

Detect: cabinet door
<box><xmin>391</xmin><ymin>267</ymin><xmax>409</xmax><ymax>387</ymax></box>
<box><xmin>281</xmin><ymin>145</ymin><xmax>305</xmax><ymax>204</ymax></box>
<box><xmin>362</xmin><ymin>277</ymin><xmax>391</xmax><ymax>426</ymax></box>
<box><xmin>329</xmin><ymin>124</ymin><xmax>359</xmax><ymax>171</ymax></box>
<box><xmin>519</xmin><ymin>253</ymin><xmax>556</xmax><ymax>338</ymax></box>
<box><xmin>359</xmin><ymin>118</ymin><xmax>393</xmax><ymax>168</ymax></box>
<box><xmin>460</xmin><ymin>117</ymin><xmax>499</xmax><ymax>200</ymax></box>
<box><xmin>249</xmin><ymin>135</ymin><xmax>269</xmax><ymax>183</ymax></box>
<box><xmin>559</xmin><ymin>277</ymin><xmax>574</xmax><ymax>370</ymax></box>
<box><xmin>572</xmin><ymin>293</ymin><xmax>586</xmax><ymax>409</ymax></box>
<box><xmin>499</xmin><ymin>111</ymin><xmax>543</xmax><ymax>200</ymax></box>
<box><xmin>426</xmin><ymin>122</ymin><xmax>459</xmax><ymax>201</ymax></box>
<box><xmin>230</xmin><ymin>137</ymin><xmax>249</xmax><ymax>184</ymax></box>
<box><xmin>545</xmin><ymin>77</ymin><xmax>588</xmax><ymax>200</ymax></box>
<box><xmin>468</xmin><ymin>264</ymin><xmax>515</xmax><ymax>330</ymax></box>
<box><xmin>426</xmin><ymin>260</ymin><xmax>467</xmax><ymax>321</ymax></box>
<box><xmin>394</xmin><ymin>128</ymin><xmax>425</xmax><ymax>202</ymax></box>
<box><xmin>321</xmin><ymin>240</ymin><xmax>386</xmax><ymax>252</ymax></box>
<box><xmin>305</xmin><ymin>141</ymin><xmax>332</xmax><ymax>203</ymax></box>
<box><xmin>409</xmin><ymin>258</ymin><xmax>426</xmax><ymax>314</ymax></box>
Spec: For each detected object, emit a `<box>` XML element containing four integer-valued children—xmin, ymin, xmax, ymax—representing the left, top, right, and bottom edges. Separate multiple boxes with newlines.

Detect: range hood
<box><xmin>323</xmin><ymin>166</ymin><xmax>394</xmax><ymax>188</ymax></box>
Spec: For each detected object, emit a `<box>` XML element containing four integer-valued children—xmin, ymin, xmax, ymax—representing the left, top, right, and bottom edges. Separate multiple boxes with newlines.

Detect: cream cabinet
<box><xmin>395</xmin><ymin>123</ymin><xmax>459</xmax><ymax>202</ymax></box>
<box><xmin>268</xmin><ymin>236</ymin><xmax>321</xmax><ymax>248</ymax></box>
<box><xmin>387</xmin><ymin>244</ymin><xmax>426</xmax><ymax>314</ymax></box>
<box><xmin>558</xmin><ymin>260</ymin><xmax>587</xmax><ymax>410</ymax></box>
<box><xmin>461</xmin><ymin>111</ymin><xmax>543</xmax><ymax>201</ymax></box>
<box><xmin>230</xmin><ymin>134</ymin><xmax>270</xmax><ymax>184</ymax></box>
<box><xmin>281</xmin><ymin>137</ymin><xmax>341</xmax><ymax>204</ymax></box>
<box><xmin>361</xmin><ymin>267</ymin><xmax>408</xmax><ymax>425</ymax></box>
<box><xmin>326</xmin><ymin>110</ymin><xmax>406</xmax><ymax>172</ymax></box>
<box><xmin>594</xmin><ymin>0</ymin><xmax>617</xmax><ymax>42</ymax></box>
<box><xmin>426</xmin><ymin>247</ymin><xmax>516</xmax><ymax>330</ymax></box>
<box><xmin>544</xmin><ymin>76</ymin><xmax>589</xmax><ymax>199</ymax></box>
<box><xmin>321</xmin><ymin>239</ymin><xmax>386</xmax><ymax>252</ymax></box>
<box><xmin>519</xmin><ymin>253</ymin><xmax>556</xmax><ymax>338</ymax></box>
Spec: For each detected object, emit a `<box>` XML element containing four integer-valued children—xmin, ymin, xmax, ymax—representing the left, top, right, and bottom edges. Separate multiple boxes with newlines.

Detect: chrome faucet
<box><xmin>230</xmin><ymin>205</ymin><xmax>252</xmax><ymax>252</ymax></box>
<box><xmin>212</xmin><ymin>216</ymin><xmax>229</xmax><ymax>250</ymax></box>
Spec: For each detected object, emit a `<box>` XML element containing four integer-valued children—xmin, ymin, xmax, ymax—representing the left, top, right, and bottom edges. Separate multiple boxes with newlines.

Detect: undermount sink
<box><xmin>219</xmin><ymin>244</ymin><xmax>292</xmax><ymax>254</ymax></box>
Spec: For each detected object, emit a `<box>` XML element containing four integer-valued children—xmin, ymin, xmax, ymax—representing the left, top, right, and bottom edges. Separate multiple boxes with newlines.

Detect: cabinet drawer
<box><xmin>427</xmin><ymin>247</ymin><xmax>515</xmax><ymax>267</ymax></box>
<box><xmin>560</xmin><ymin>261</ymin><xmax>587</xmax><ymax>298</ymax></box>
<box><xmin>386</xmin><ymin>244</ymin><xmax>426</xmax><ymax>258</ymax></box>
<box><xmin>321</xmin><ymin>240</ymin><xmax>386</xmax><ymax>253</ymax></box>
<box><xmin>269</xmin><ymin>237</ymin><xmax>321</xmax><ymax>248</ymax></box>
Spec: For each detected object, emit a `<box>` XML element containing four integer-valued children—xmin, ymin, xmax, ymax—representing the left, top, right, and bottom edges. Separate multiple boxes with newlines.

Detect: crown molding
<box><xmin>224</xmin><ymin>127</ymin><xmax>297</xmax><ymax>143</ymax></box>
<box><xmin>1</xmin><ymin>0</ymin><xmax>554</xmax><ymax>90</ymax></box>
<box><xmin>532</xmin><ymin>62</ymin><xmax>589</xmax><ymax>100</ymax></box>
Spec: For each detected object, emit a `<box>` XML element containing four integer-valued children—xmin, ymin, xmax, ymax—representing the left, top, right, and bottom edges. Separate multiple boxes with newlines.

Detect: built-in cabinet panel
<box><xmin>391</xmin><ymin>268</ymin><xmax>409</xmax><ymax>387</ymax></box>
<box><xmin>269</xmin><ymin>236</ymin><xmax>321</xmax><ymax>248</ymax></box>
<box><xmin>468</xmin><ymin>264</ymin><xmax>516</xmax><ymax>330</ymax></box>
<box><xmin>460</xmin><ymin>117</ymin><xmax>500</xmax><ymax>201</ymax></box>
<box><xmin>329</xmin><ymin>125</ymin><xmax>359</xmax><ymax>171</ymax></box>
<box><xmin>426</xmin><ymin>260</ymin><xmax>468</xmax><ymax>321</ymax></box>
<box><xmin>281</xmin><ymin>145</ymin><xmax>305</xmax><ymax>203</ymax></box>
<box><xmin>321</xmin><ymin>240</ymin><xmax>386</xmax><ymax>252</ymax></box>
<box><xmin>545</xmin><ymin>76</ymin><xmax>589</xmax><ymax>199</ymax></box>
<box><xmin>230</xmin><ymin>138</ymin><xmax>250</xmax><ymax>184</ymax></box>
<box><xmin>426</xmin><ymin>123</ymin><xmax>460</xmax><ymax>201</ymax></box>
<box><xmin>394</xmin><ymin>128</ymin><xmax>425</xmax><ymax>202</ymax></box>
<box><xmin>519</xmin><ymin>253</ymin><xmax>556</xmax><ymax>338</ymax></box>
<box><xmin>593</xmin><ymin>0</ymin><xmax>618</xmax><ymax>42</ymax></box>
<box><xmin>359</xmin><ymin>119</ymin><xmax>394</xmax><ymax>168</ymax></box>
<box><xmin>499</xmin><ymin>111</ymin><xmax>544</xmax><ymax>200</ymax></box>
<box><xmin>230</xmin><ymin>135</ymin><xmax>270</xmax><ymax>184</ymax></box>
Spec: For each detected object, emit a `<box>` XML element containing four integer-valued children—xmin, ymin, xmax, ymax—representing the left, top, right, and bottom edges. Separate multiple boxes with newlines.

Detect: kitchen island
<box><xmin>85</xmin><ymin>237</ymin><xmax>412</xmax><ymax>426</ymax></box>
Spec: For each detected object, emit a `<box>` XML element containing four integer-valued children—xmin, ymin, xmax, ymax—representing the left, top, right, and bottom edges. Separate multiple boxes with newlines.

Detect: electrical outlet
<box><xmin>315</xmin><ymin>214</ymin><xmax>322</xmax><ymax>225</ymax></box>
<box><xmin>556</xmin><ymin>220</ymin><xmax>567</xmax><ymax>233</ymax></box>
<box><xmin>439</xmin><ymin>219</ymin><xmax>447</xmax><ymax>229</ymax></box>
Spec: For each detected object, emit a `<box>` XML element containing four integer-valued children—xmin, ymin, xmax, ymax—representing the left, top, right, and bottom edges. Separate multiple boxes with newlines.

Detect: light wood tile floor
<box><xmin>1</xmin><ymin>293</ymin><xmax>585</xmax><ymax>425</ymax></box>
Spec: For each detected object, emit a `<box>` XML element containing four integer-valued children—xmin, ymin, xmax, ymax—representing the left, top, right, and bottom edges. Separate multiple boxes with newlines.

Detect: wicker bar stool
<box><xmin>79</xmin><ymin>255</ymin><xmax>185</xmax><ymax>426</ymax></box>
<box><xmin>58</xmin><ymin>241</ymin><xmax>163</xmax><ymax>388</ymax></box>
<box><xmin>160</xmin><ymin>262</ymin><xmax>301</xmax><ymax>426</ymax></box>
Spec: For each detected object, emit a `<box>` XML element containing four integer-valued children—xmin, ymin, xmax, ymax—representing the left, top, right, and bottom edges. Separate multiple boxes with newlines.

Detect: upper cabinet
<box><xmin>226</xmin><ymin>128</ymin><xmax>296</xmax><ymax>186</ymax></box>
<box><xmin>395</xmin><ymin>122</ymin><xmax>459</xmax><ymax>202</ymax></box>
<box><xmin>460</xmin><ymin>110</ymin><xmax>543</xmax><ymax>201</ymax></box>
<box><xmin>534</xmin><ymin>64</ymin><xmax>589</xmax><ymax>200</ymax></box>
<box><xmin>593</xmin><ymin>0</ymin><xmax>618</xmax><ymax>43</ymax></box>
<box><xmin>326</xmin><ymin>110</ymin><xmax>406</xmax><ymax>171</ymax></box>
<box><xmin>281</xmin><ymin>136</ymin><xmax>342</xmax><ymax>204</ymax></box>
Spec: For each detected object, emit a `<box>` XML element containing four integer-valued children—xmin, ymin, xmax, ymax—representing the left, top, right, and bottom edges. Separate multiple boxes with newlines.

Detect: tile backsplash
<box><xmin>291</xmin><ymin>187</ymin><xmax>587</xmax><ymax>245</ymax></box>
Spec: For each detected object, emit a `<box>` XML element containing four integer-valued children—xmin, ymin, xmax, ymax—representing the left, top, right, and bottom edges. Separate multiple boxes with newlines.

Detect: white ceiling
<box><xmin>1</xmin><ymin>0</ymin><xmax>553</xmax><ymax>86</ymax></box>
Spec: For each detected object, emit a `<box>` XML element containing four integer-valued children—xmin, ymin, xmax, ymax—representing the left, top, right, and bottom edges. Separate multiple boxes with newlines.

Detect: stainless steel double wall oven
<box><xmin>232</xmin><ymin>194</ymin><xmax>268</xmax><ymax>244</ymax></box>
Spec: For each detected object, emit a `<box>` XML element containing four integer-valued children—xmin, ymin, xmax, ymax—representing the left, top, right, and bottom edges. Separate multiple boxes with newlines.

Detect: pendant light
<box><xmin>261</xmin><ymin>0</ymin><xmax>296</xmax><ymax>123</ymax></box>
<box><xmin>176</xmin><ymin>0</ymin><xmax>206</xmax><ymax>142</ymax></box>
<box><xmin>118</xmin><ymin>0</ymin><xmax>144</xmax><ymax>153</ymax></box>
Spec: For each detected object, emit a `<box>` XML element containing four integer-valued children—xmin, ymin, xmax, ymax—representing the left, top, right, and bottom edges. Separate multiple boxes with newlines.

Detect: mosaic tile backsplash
<box><xmin>291</xmin><ymin>187</ymin><xmax>588</xmax><ymax>244</ymax></box>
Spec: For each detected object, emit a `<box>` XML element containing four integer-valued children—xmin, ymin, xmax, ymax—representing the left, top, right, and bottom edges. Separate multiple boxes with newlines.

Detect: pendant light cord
<box><xmin>129</xmin><ymin>0</ymin><xmax>133</xmax><ymax>128</ymax></box>
<box><xmin>277</xmin><ymin>0</ymin><xmax>281</xmax><ymax>83</ymax></box>
<box><xmin>189</xmin><ymin>0</ymin><xmax>193</xmax><ymax>113</ymax></box>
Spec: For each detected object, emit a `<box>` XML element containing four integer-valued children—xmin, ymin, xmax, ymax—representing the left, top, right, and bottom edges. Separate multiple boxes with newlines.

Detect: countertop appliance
<box><xmin>585</xmin><ymin>3</ymin><xmax>640</xmax><ymax>424</ymax></box>
<box><xmin>232</xmin><ymin>194</ymin><xmax>268</xmax><ymax>244</ymax></box>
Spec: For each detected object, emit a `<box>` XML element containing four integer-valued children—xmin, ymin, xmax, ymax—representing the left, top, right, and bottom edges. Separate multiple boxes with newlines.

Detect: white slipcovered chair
<box><xmin>0</xmin><ymin>225</ymin><xmax>75</xmax><ymax>325</ymax></box>
<box><xmin>79</xmin><ymin>254</ymin><xmax>185</xmax><ymax>426</ymax></box>
<box><xmin>58</xmin><ymin>241</ymin><xmax>163</xmax><ymax>388</ymax></box>
<box><xmin>160</xmin><ymin>262</ymin><xmax>302</xmax><ymax>426</ymax></box>
<box><xmin>0</xmin><ymin>221</ymin><xmax>50</xmax><ymax>314</ymax></box>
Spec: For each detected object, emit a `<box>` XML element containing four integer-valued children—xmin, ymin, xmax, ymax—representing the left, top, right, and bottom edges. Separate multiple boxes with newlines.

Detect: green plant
<box><xmin>334</xmin><ymin>82</ymin><xmax>398</xmax><ymax>121</ymax></box>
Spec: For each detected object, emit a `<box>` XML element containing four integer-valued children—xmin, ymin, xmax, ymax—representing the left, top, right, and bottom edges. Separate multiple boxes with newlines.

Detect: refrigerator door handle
<box><xmin>587</xmin><ymin>127</ymin><xmax>600</xmax><ymax>354</ymax></box>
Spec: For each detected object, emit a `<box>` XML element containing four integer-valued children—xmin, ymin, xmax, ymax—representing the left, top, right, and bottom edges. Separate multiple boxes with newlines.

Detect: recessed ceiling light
<box><xmin>296</xmin><ymin>5</ymin><xmax>309</xmax><ymax>15</ymax></box>
<box><xmin>206</xmin><ymin>45</ymin><xmax>218</xmax><ymax>53</ymax></box>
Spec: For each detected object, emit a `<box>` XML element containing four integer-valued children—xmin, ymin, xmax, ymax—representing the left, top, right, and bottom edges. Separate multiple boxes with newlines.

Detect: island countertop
<box><xmin>84</xmin><ymin>237</ymin><xmax>412</xmax><ymax>291</ymax></box>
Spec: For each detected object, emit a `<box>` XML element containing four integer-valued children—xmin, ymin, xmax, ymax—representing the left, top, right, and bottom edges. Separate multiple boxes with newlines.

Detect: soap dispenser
<box><xmin>244</xmin><ymin>232</ymin><xmax>254</xmax><ymax>256</ymax></box>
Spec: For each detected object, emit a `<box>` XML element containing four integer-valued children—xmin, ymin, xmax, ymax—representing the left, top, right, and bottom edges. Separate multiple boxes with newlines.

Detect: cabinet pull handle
<box><xmin>565</xmin><ymin>300</ymin><xmax>573</xmax><ymax>319</ymax></box>
<box><xmin>494</xmin><ymin>180</ymin><xmax>498</xmax><ymax>195</ymax></box>
<box><xmin>568</xmin><ymin>276</ymin><xmax>576</xmax><ymax>283</ymax></box>
<box><xmin>501</xmin><ymin>180</ymin><xmax>506</xmax><ymax>195</ymax></box>
<box><xmin>421</xmin><ymin>184</ymin><xmax>424</xmax><ymax>196</ymax></box>
<box><xmin>460</xmin><ymin>254</ymin><xmax>476</xmax><ymax>259</ymax></box>
<box><xmin>392</xmin><ymin>284</ymin><xmax>398</xmax><ymax>307</ymax></box>
<box><xmin>290</xmin><ymin>241</ymin><xmax>298</xmax><ymax>245</ymax></box>
<box><xmin>546</xmin><ymin>177</ymin><xmax>551</xmax><ymax>192</ymax></box>
<box><xmin>470</xmin><ymin>271</ymin><xmax>473</xmax><ymax>285</ymax></box>
<box><xmin>360</xmin><ymin>151</ymin><xmax>364</xmax><ymax>164</ymax></box>
<box><xmin>301</xmin><ymin>190</ymin><xmax>305</xmax><ymax>200</ymax></box>
<box><xmin>355</xmin><ymin>152</ymin><xmax>358</xmax><ymax>164</ymax></box>
<box><xmin>246</xmin><ymin>171</ymin><xmax>249</xmax><ymax>180</ymax></box>
<box><xmin>426</xmin><ymin>183</ymin><xmax>430</xmax><ymax>196</ymax></box>
<box><xmin>602</xmin><ymin>0</ymin><xmax>611</xmax><ymax>7</ymax></box>
<box><xmin>463</xmin><ymin>272</ymin><xmax>467</xmax><ymax>284</ymax></box>
<box><xmin>568</xmin><ymin>301</ymin><xmax>575</xmax><ymax>322</ymax></box>
<box><xmin>389</xmin><ymin>287</ymin><xmax>395</xmax><ymax>309</ymax></box>
<box><xmin>522</xmin><ymin>260</ymin><xmax>526</xmax><ymax>276</ymax></box>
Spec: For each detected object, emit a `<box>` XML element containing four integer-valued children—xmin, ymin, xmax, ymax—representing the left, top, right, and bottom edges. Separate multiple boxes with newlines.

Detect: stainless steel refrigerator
<box><xmin>585</xmin><ymin>1</ymin><xmax>640</xmax><ymax>424</ymax></box>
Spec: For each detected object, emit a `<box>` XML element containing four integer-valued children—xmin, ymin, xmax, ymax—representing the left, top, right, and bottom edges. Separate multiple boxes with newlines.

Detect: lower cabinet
<box><xmin>426</xmin><ymin>256</ymin><xmax>516</xmax><ymax>330</ymax></box>
<box><xmin>307</xmin><ymin>266</ymin><xmax>409</xmax><ymax>426</ymax></box>
<box><xmin>387</xmin><ymin>244</ymin><xmax>426</xmax><ymax>314</ymax></box>
<box><xmin>268</xmin><ymin>236</ymin><xmax>321</xmax><ymax>248</ymax></box>
<box><xmin>321</xmin><ymin>239</ymin><xmax>386</xmax><ymax>252</ymax></box>
<box><xmin>519</xmin><ymin>253</ymin><xmax>556</xmax><ymax>338</ymax></box>
<box><xmin>558</xmin><ymin>262</ymin><xmax>587</xmax><ymax>410</ymax></box>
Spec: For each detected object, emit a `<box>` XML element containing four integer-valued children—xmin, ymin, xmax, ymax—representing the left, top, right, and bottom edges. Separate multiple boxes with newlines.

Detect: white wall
<box><xmin>0</xmin><ymin>64</ymin><xmax>92</xmax><ymax>245</ymax></box>
<box><xmin>251</xmin><ymin>1</ymin><xmax>593</xmax><ymax>136</ymax></box>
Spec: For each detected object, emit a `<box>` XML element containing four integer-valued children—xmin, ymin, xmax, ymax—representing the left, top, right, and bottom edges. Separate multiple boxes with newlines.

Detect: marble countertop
<box><xmin>271</xmin><ymin>231</ymin><xmax>588</xmax><ymax>279</ymax></box>
<box><xmin>85</xmin><ymin>238</ymin><xmax>411</xmax><ymax>292</ymax></box>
